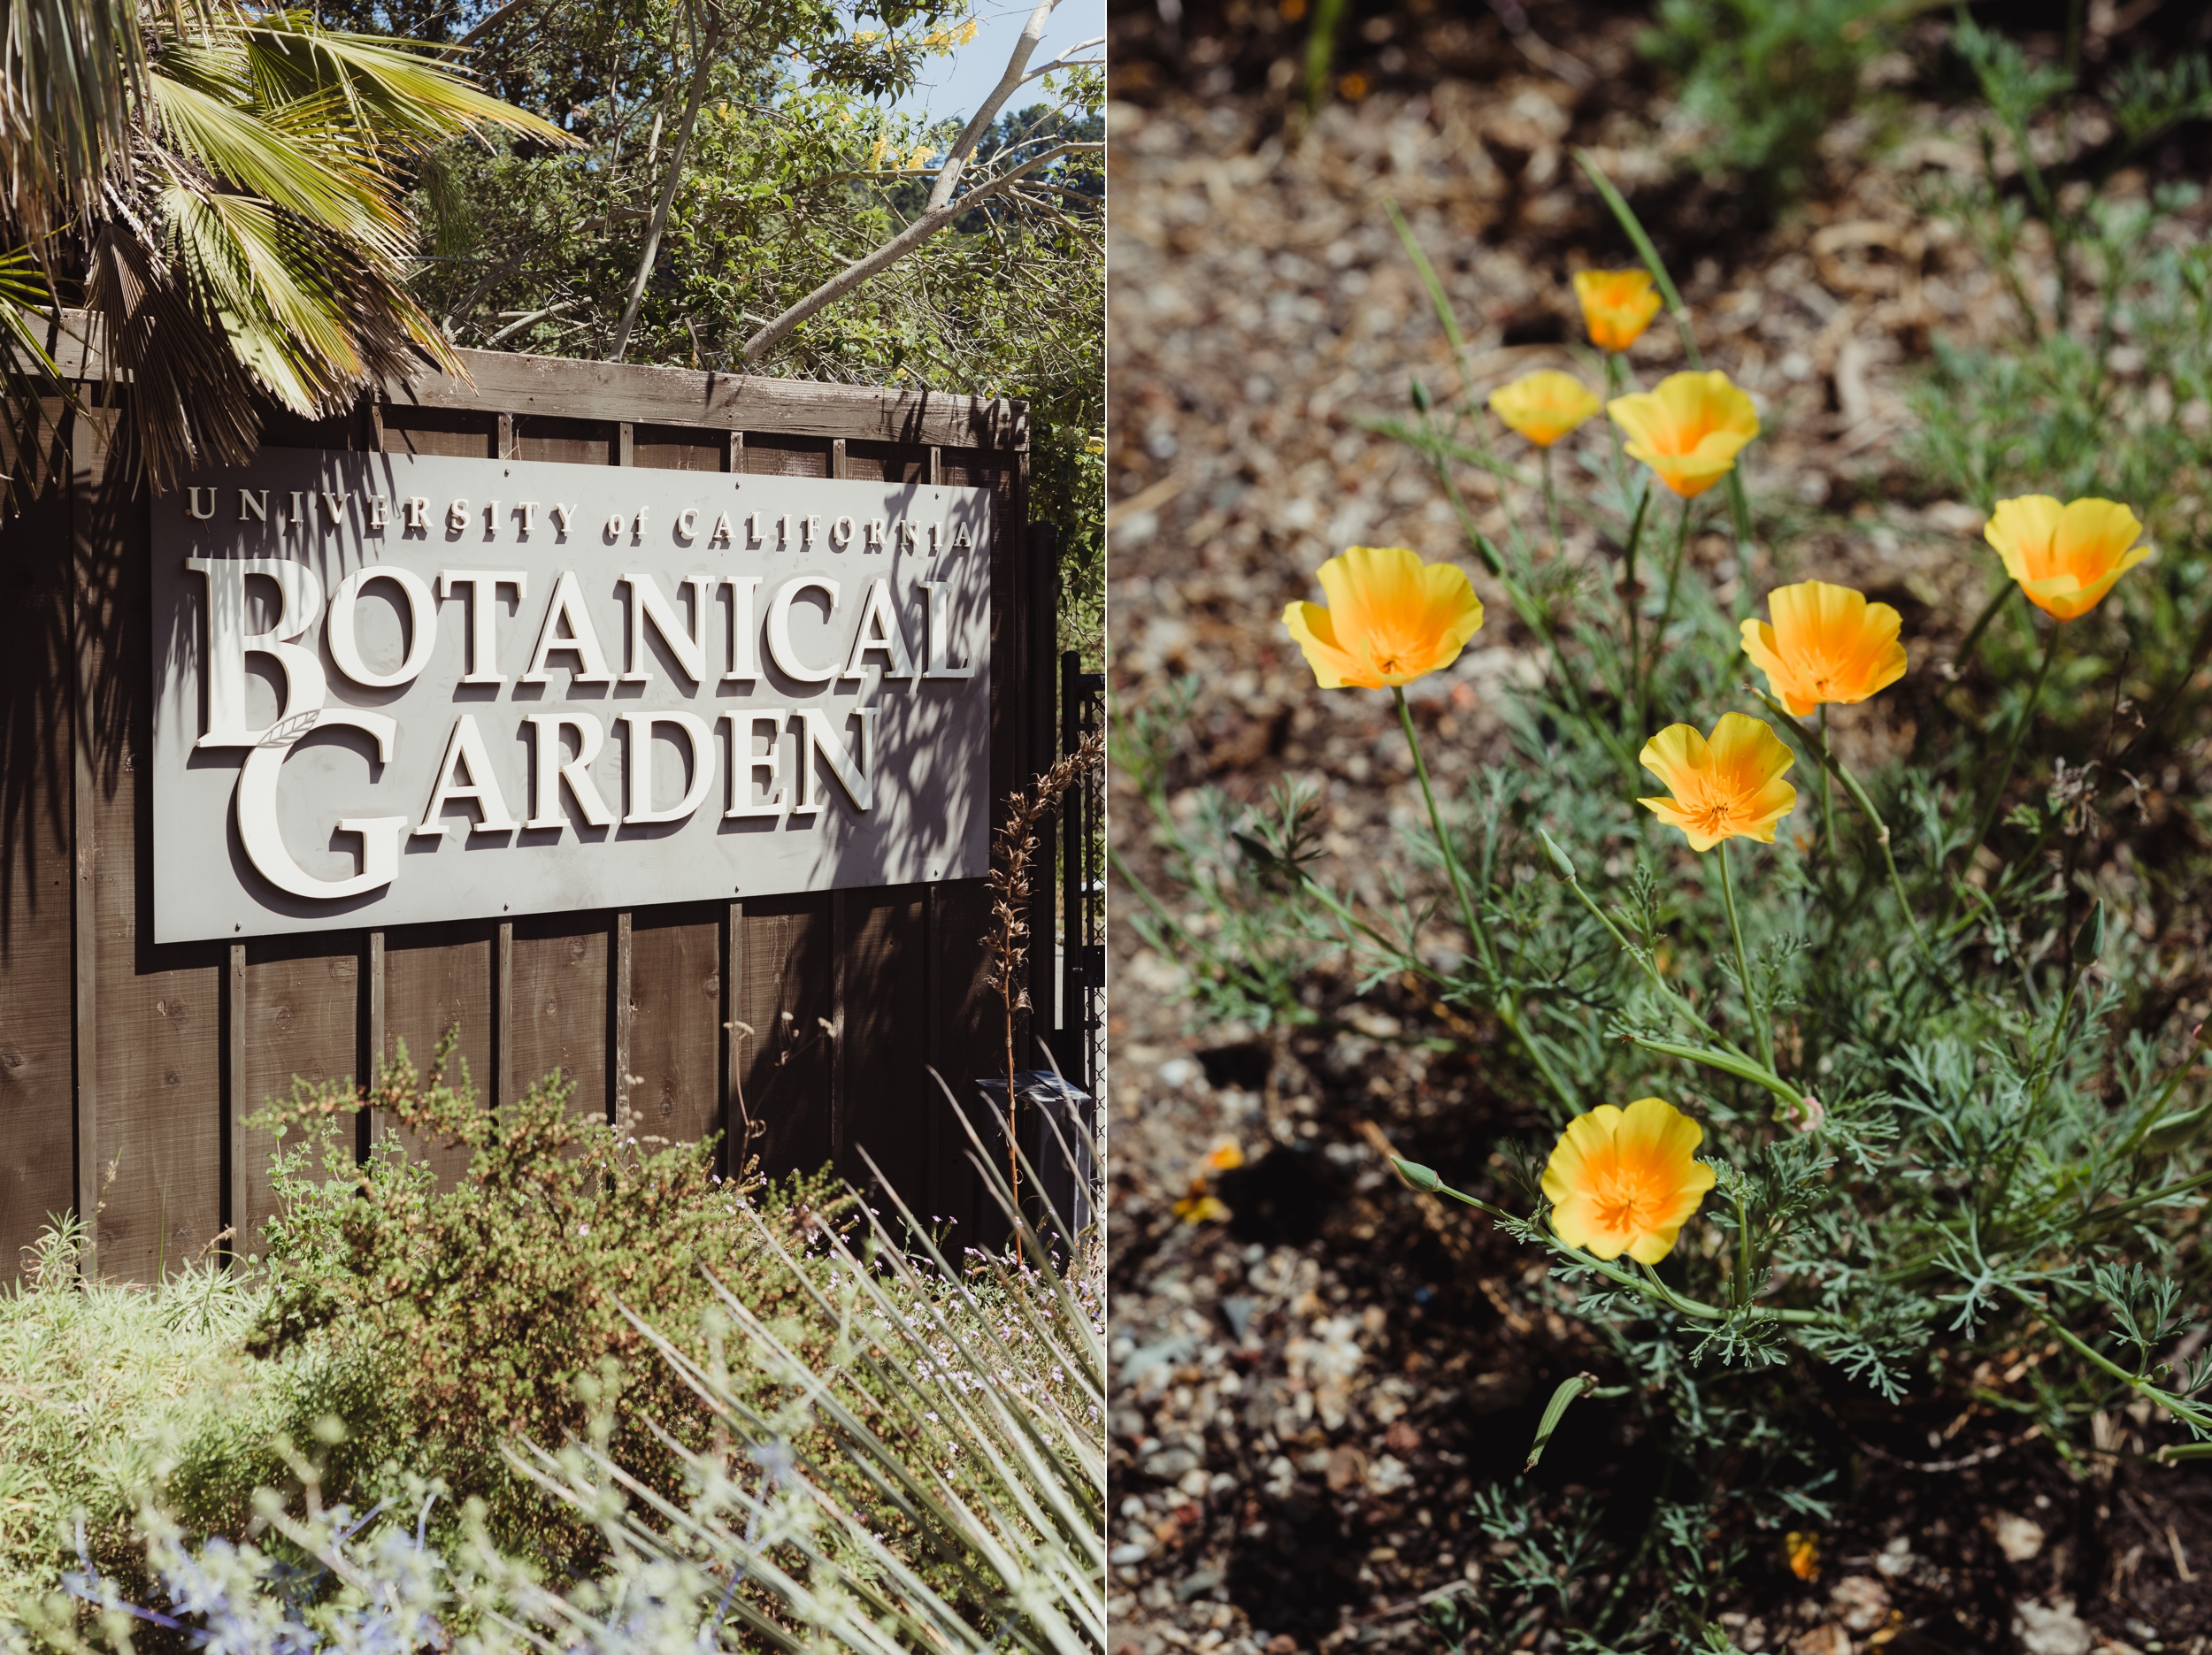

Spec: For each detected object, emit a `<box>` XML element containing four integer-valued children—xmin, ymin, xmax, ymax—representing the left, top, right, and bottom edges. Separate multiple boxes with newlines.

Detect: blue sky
<box><xmin>886</xmin><ymin>0</ymin><xmax>1105</xmax><ymax>122</ymax></box>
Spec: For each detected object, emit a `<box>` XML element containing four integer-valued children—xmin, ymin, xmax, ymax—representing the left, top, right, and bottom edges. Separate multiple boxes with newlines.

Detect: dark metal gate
<box><xmin>1058</xmin><ymin>650</ymin><xmax>1105</xmax><ymax>1098</ymax></box>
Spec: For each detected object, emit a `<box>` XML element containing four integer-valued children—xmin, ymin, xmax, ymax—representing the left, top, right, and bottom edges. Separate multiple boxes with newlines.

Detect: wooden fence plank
<box><xmin>79</xmin><ymin>410</ymin><xmax>224</xmax><ymax>1283</ymax></box>
<box><xmin>511</xmin><ymin>416</ymin><xmax>615</xmax><ymax>466</ymax></box>
<box><xmin>738</xmin><ymin>436</ymin><xmax>833</xmax><ymax>479</ymax></box>
<box><xmin>626</xmin><ymin>908</ymin><xmax>723</xmax><ymax>1150</ymax></box>
<box><xmin>632</xmin><ymin>425</ymin><xmax>726</xmax><ymax>473</ymax></box>
<box><xmin>0</xmin><ymin>471</ymin><xmax>78</xmax><ymax>1282</ymax></box>
<box><xmin>236</xmin><ymin>935</ymin><xmax>361</xmax><ymax>1254</ymax></box>
<box><xmin>731</xmin><ymin>894</ymin><xmax>833</xmax><ymax>1181</ymax></box>
<box><xmin>837</xmin><ymin>886</ymin><xmax>928</xmax><ymax>1205</ymax></box>
<box><xmin>390</xmin><ymin>350</ymin><xmax>1025</xmax><ymax>450</ymax></box>
<box><xmin>509</xmin><ymin>916</ymin><xmax>607</xmax><ymax>1115</ymax></box>
<box><xmin>380</xmin><ymin>923</ymin><xmax>492</xmax><ymax>1183</ymax></box>
<box><xmin>932</xmin><ymin>877</ymin><xmax>1002</xmax><ymax>1252</ymax></box>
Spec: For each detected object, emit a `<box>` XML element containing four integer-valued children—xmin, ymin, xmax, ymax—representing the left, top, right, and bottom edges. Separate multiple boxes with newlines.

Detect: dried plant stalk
<box><xmin>983</xmin><ymin>728</ymin><xmax>1105</xmax><ymax>1207</ymax></box>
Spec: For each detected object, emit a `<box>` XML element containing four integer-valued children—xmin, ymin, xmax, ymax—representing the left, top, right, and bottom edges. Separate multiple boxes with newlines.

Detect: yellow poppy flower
<box><xmin>1489</xmin><ymin>370</ymin><xmax>1602</xmax><ymax>448</ymax></box>
<box><xmin>1983</xmin><ymin>494</ymin><xmax>2150</xmax><ymax>622</ymax></box>
<box><xmin>1281</xmin><ymin>545</ymin><xmax>1485</xmax><ymax>690</ymax></box>
<box><xmin>1540</xmin><ymin>1096</ymin><xmax>1716</xmax><ymax>1264</ymax></box>
<box><xmin>1609</xmin><ymin>371</ymin><xmax>1760</xmax><ymax>500</ymax></box>
<box><xmin>1740</xmin><ymin>579</ymin><xmax>1909</xmax><ymax>716</ymax></box>
<box><xmin>1637</xmin><ymin>713</ymin><xmax>1796</xmax><ymax>853</ymax></box>
<box><xmin>1573</xmin><ymin>268</ymin><xmax>1664</xmax><ymax>351</ymax></box>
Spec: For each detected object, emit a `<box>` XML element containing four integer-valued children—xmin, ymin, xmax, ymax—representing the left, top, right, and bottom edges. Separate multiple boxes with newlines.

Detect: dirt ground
<box><xmin>1103</xmin><ymin>4</ymin><xmax>2212</xmax><ymax>1652</ymax></box>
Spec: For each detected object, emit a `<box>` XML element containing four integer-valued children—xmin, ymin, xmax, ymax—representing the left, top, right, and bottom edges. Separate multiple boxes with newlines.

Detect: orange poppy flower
<box><xmin>1983</xmin><ymin>494</ymin><xmax>2149</xmax><ymax>621</ymax></box>
<box><xmin>1637</xmin><ymin>713</ymin><xmax>1796</xmax><ymax>853</ymax></box>
<box><xmin>1608</xmin><ymin>371</ymin><xmax>1761</xmax><ymax>500</ymax></box>
<box><xmin>1488</xmin><ymin>370</ymin><xmax>1602</xmax><ymax>448</ymax></box>
<box><xmin>1740</xmin><ymin>579</ymin><xmax>1909</xmax><ymax>716</ymax></box>
<box><xmin>1281</xmin><ymin>545</ymin><xmax>1485</xmax><ymax>689</ymax></box>
<box><xmin>1540</xmin><ymin>1095</ymin><xmax>1716</xmax><ymax>1263</ymax></box>
<box><xmin>1573</xmin><ymin>268</ymin><xmax>1664</xmax><ymax>351</ymax></box>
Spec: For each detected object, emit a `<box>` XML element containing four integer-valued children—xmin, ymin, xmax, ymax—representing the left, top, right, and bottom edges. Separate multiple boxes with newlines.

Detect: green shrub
<box><xmin>1642</xmin><ymin>0</ymin><xmax>1903</xmax><ymax>207</ymax></box>
<box><xmin>7</xmin><ymin>1101</ymin><xmax>1102</xmax><ymax>1654</ymax></box>
<box><xmin>240</xmin><ymin>1037</ymin><xmax>935</xmax><ymax>1583</ymax></box>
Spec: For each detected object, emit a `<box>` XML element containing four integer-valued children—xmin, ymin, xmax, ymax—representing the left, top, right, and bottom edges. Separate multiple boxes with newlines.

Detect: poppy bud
<box><xmin>2072</xmin><ymin>900</ymin><xmax>2105</xmax><ymax>968</ymax></box>
<box><xmin>1392</xmin><ymin>1156</ymin><xmax>1442</xmax><ymax>1192</ymax></box>
<box><xmin>1539</xmin><ymin>828</ymin><xmax>1578</xmax><ymax>882</ymax></box>
<box><xmin>1409</xmin><ymin>378</ymin><xmax>1432</xmax><ymax>413</ymax></box>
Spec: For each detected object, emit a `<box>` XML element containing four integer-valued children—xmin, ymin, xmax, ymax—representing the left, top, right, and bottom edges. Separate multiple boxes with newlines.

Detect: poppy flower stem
<box><xmin>1961</xmin><ymin>617</ymin><xmax>2062</xmax><ymax>884</ymax></box>
<box><xmin>1643</xmin><ymin>494</ymin><xmax>1694</xmax><ymax>730</ymax></box>
<box><xmin>1717</xmin><ymin>840</ymin><xmax>1774</xmax><ymax>1077</ymax></box>
<box><xmin>1750</xmin><ymin>689</ymin><xmax>1938</xmax><ymax>971</ymax></box>
<box><xmin>1618</xmin><ymin>485</ymin><xmax>1650</xmax><ymax>738</ymax></box>
<box><xmin>1394</xmin><ymin>686</ymin><xmax>1579</xmax><ymax>1118</ymax></box>
<box><xmin>1732</xmin><ymin>1186</ymin><xmax>1755</xmax><ymax>1309</ymax></box>
<box><xmin>1817</xmin><ymin>706</ymin><xmax>1839</xmax><ymax>864</ymax></box>
<box><xmin>1540</xmin><ymin>442</ymin><xmax>1565</xmax><ymax>563</ymax></box>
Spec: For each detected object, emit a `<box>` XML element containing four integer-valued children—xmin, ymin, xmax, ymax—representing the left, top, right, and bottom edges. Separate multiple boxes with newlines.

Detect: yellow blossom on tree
<box><xmin>1540</xmin><ymin>1096</ymin><xmax>1716</xmax><ymax>1263</ymax></box>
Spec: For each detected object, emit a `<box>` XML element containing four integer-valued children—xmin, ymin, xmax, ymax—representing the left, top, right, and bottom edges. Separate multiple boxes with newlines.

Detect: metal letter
<box><xmin>515</xmin><ymin>502</ymin><xmax>539</xmax><ymax>536</ymax></box>
<box><xmin>519</xmin><ymin>569</ymin><xmax>615</xmax><ymax>684</ymax></box>
<box><xmin>186</xmin><ymin>556</ymin><xmax>329</xmax><ymax>747</ymax></box>
<box><xmin>367</xmin><ymin>496</ymin><xmax>389</xmax><ymax>530</ymax></box>
<box><xmin>234</xmin><ymin>707</ymin><xmax>407</xmax><ymax>900</ymax></box>
<box><xmin>708</xmin><ymin>511</ymin><xmax>733</xmax><ymax>546</ymax></box>
<box><xmin>865</xmin><ymin>517</ymin><xmax>887</xmax><ymax>550</ymax></box>
<box><xmin>794</xmin><ymin>705</ymin><xmax>877</xmax><ymax>813</ymax></box>
<box><xmin>239</xmin><ymin>489</ymin><xmax>268</xmax><ymax>523</ymax></box>
<box><xmin>723</xmin><ymin>576</ymin><xmax>762</xmax><ymax>682</ymax></box>
<box><xmin>618</xmin><ymin>571</ymin><xmax>711</xmax><ymax>686</ymax></box>
<box><xmin>413</xmin><ymin>713</ymin><xmax>518</xmax><ymax>837</ymax></box>
<box><xmin>723</xmin><ymin>708</ymin><xmax>787</xmax><ymax>817</ymax></box>
<box><xmin>764</xmin><ymin>574</ymin><xmax>841</xmax><ymax>684</ymax></box>
<box><xmin>403</xmin><ymin>496</ymin><xmax>428</xmax><ymax>530</ymax></box>
<box><xmin>675</xmin><ymin>508</ymin><xmax>699</xmax><ymax>541</ymax></box>
<box><xmin>550</xmin><ymin>502</ymin><xmax>577</xmax><ymax>538</ymax></box>
<box><xmin>918</xmin><ymin>578</ymin><xmax>978</xmax><ymax>679</ymax></box>
<box><xmin>524</xmin><ymin>712</ymin><xmax>614</xmax><ymax>830</ymax></box>
<box><xmin>830</xmin><ymin>515</ymin><xmax>854</xmax><ymax>549</ymax></box>
<box><xmin>436</xmin><ymin>570</ymin><xmax>527</xmax><ymax>686</ymax></box>
<box><xmin>839</xmin><ymin>577</ymin><xmax>915</xmax><ymax>680</ymax></box>
<box><xmin>187</xmin><ymin>487</ymin><xmax>217</xmax><ymax>521</ymax></box>
<box><xmin>446</xmin><ymin>498</ymin><xmax>470</xmax><ymax>533</ymax></box>
<box><xmin>620</xmin><ymin>710</ymin><xmax>715</xmax><ymax>824</ymax></box>
<box><xmin>327</xmin><ymin>566</ymin><xmax>438</xmax><ymax>689</ymax></box>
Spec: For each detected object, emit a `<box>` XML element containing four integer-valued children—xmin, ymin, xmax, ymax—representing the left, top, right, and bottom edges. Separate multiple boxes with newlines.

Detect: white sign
<box><xmin>150</xmin><ymin>448</ymin><xmax>993</xmax><ymax>943</ymax></box>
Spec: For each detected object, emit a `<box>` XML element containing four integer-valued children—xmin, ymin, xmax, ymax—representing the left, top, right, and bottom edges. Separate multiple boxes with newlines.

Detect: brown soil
<box><xmin>1104</xmin><ymin>4</ymin><xmax>2212</xmax><ymax>1652</ymax></box>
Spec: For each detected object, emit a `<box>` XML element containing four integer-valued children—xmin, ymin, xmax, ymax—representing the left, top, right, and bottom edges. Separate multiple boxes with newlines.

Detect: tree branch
<box><xmin>925</xmin><ymin>0</ymin><xmax>1061</xmax><ymax>215</ymax></box>
<box><xmin>738</xmin><ymin>142</ymin><xmax>1097</xmax><ymax>361</ymax></box>
<box><xmin>609</xmin><ymin>13</ymin><xmax>722</xmax><ymax>362</ymax></box>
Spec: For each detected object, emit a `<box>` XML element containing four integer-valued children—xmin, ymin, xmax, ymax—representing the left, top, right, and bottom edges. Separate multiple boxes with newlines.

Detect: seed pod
<box><xmin>1539</xmin><ymin>828</ymin><xmax>1578</xmax><ymax>883</ymax></box>
<box><xmin>2072</xmin><ymin>900</ymin><xmax>2106</xmax><ymax>967</ymax></box>
<box><xmin>1391</xmin><ymin>1156</ymin><xmax>1442</xmax><ymax>1193</ymax></box>
<box><xmin>2143</xmin><ymin>1101</ymin><xmax>2211</xmax><ymax>1157</ymax></box>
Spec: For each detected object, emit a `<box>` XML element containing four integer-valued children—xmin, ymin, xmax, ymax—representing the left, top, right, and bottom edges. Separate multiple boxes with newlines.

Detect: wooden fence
<box><xmin>0</xmin><ymin>345</ymin><xmax>1061</xmax><ymax>1283</ymax></box>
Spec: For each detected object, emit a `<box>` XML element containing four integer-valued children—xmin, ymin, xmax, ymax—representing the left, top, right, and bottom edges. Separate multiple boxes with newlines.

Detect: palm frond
<box><xmin>0</xmin><ymin>0</ymin><xmax>144</xmax><ymax>238</ymax></box>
